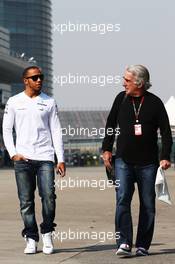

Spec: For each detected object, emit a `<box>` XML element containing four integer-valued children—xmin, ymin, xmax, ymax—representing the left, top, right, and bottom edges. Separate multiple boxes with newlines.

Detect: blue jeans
<box><xmin>115</xmin><ymin>158</ymin><xmax>158</xmax><ymax>250</ymax></box>
<box><xmin>14</xmin><ymin>160</ymin><xmax>56</xmax><ymax>242</ymax></box>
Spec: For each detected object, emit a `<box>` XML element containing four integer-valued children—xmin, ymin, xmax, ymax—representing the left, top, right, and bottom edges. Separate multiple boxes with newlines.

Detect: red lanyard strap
<box><xmin>132</xmin><ymin>96</ymin><xmax>144</xmax><ymax>123</ymax></box>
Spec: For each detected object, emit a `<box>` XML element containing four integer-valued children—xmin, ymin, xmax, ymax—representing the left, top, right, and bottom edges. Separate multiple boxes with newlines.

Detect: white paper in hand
<box><xmin>155</xmin><ymin>166</ymin><xmax>172</xmax><ymax>205</ymax></box>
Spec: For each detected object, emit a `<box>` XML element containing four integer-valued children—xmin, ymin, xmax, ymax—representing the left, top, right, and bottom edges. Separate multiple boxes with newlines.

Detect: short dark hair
<box><xmin>22</xmin><ymin>66</ymin><xmax>42</xmax><ymax>78</ymax></box>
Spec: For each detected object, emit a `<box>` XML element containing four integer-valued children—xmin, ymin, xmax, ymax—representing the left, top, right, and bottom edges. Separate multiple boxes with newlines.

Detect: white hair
<box><xmin>126</xmin><ymin>64</ymin><xmax>152</xmax><ymax>90</ymax></box>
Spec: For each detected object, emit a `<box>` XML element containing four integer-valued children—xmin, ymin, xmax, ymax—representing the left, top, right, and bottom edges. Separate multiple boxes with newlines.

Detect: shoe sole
<box><xmin>43</xmin><ymin>251</ymin><xmax>54</xmax><ymax>255</ymax></box>
<box><xmin>24</xmin><ymin>252</ymin><xmax>37</xmax><ymax>254</ymax></box>
<box><xmin>136</xmin><ymin>252</ymin><xmax>148</xmax><ymax>257</ymax></box>
<box><xmin>116</xmin><ymin>249</ymin><xmax>132</xmax><ymax>257</ymax></box>
<box><xmin>24</xmin><ymin>249</ymin><xmax>37</xmax><ymax>254</ymax></box>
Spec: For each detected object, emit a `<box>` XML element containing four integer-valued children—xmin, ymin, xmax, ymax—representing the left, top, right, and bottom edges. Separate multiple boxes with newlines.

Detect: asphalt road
<box><xmin>0</xmin><ymin>166</ymin><xmax>175</xmax><ymax>264</ymax></box>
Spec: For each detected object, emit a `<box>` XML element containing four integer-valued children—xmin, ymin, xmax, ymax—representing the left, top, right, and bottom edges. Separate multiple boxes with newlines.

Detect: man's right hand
<box><xmin>11</xmin><ymin>154</ymin><xmax>28</xmax><ymax>161</ymax></box>
<box><xmin>102</xmin><ymin>151</ymin><xmax>112</xmax><ymax>171</ymax></box>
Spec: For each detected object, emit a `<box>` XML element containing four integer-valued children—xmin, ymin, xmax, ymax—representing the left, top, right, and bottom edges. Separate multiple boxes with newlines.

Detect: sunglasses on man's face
<box><xmin>26</xmin><ymin>74</ymin><xmax>44</xmax><ymax>81</ymax></box>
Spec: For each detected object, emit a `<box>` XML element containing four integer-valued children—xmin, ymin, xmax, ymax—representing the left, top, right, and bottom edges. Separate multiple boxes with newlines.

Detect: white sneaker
<box><xmin>24</xmin><ymin>237</ymin><xmax>37</xmax><ymax>254</ymax></box>
<box><xmin>116</xmin><ymin>243</ymin><xmax>132</xmax><ymax>257</ymax></box>
<box><xmin>42</xmin><ymin>232</ymin><xmax>54</xmax><ymax>254</ymax></box>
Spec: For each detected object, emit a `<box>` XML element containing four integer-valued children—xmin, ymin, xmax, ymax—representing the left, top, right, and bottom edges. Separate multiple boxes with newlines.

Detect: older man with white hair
<box><xmin>102</xmin><ymin>65</ymin><xmax>172</xmax><ymax>257</ymax></box>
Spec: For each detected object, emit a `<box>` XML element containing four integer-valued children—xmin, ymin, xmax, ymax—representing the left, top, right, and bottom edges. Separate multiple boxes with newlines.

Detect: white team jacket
<box><xmin>2</xmin><ymin>91</ymin><xmax>64</xmax><ymax>163</ymax></box>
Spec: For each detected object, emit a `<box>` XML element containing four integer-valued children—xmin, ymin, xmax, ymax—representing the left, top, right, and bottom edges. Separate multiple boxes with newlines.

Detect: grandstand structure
<box><xmin>59</xmin><ymin>110</ymin><xmax>109</xmax><ymax>166</ymax></box>
<box><xmin>60</xmin><ymin>110</ymin><xmax>108</xmax><ymax>140</ymax></box>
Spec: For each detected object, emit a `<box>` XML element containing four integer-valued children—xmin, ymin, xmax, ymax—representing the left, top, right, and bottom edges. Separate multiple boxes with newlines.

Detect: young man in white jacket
<box><xmin>3</xmin><ymin>66</ymin><xmax>66</xmax><ymax>254</ymax></box>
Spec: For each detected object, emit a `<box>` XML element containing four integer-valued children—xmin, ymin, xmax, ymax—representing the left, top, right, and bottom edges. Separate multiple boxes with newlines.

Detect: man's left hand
<box><xmin>56</xmin><ymin>162</ymin><xmax>66</xmax><ymax>177</ymax></box>
<box><xmin>160</xmin><ymin>160</ymin><xmax>171</xmax><ymax>170</ymax></box>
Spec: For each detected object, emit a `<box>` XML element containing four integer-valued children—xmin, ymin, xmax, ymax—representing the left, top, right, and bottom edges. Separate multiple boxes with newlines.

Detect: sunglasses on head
<box><xmin>26</xmin><ymin>74</ymin><xmax>44</xmax><ymax>81</ymax></box>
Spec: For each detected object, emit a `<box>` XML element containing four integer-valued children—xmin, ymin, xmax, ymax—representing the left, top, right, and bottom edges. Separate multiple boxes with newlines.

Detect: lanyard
<box><xmin>132</xmin><ymin>96</ymin><xmax>144</xmax><ymax>123</ymax></box>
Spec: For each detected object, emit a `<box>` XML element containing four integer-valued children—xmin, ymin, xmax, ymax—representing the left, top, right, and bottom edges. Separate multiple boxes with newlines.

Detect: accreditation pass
<box><xmin>134</xmin><ymin>124</ymin><xmax>142</xmax><ymax>136</ymax></box>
